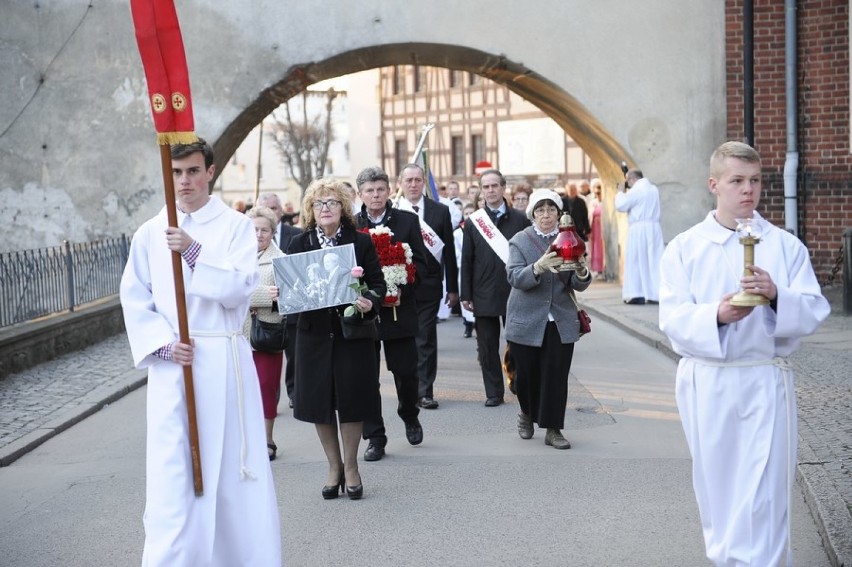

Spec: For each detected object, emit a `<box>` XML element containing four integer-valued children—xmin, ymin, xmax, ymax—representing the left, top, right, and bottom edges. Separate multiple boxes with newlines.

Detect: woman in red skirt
<box><xmin>242</xmin><ymin>205</ymin><xmax>286</xmax><ymax>460</ymax></box>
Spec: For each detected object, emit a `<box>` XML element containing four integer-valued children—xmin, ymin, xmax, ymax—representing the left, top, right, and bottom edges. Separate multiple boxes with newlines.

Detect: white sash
<box><xmin>468</xmin><ymin>208</ymin><xmax>510</xmax><ymax>264</ymax></box>
<box><xmin>395</xmin><ymin>198</ymin><xmax>444</xmax><ymax>262</ymax></box>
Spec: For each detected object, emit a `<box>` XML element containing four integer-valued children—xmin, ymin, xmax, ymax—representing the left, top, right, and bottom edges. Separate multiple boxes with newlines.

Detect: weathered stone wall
<box><xmin>0</xmin><ymin>0</ymin><xmax>725</xmax><ymax>260</ymax></box>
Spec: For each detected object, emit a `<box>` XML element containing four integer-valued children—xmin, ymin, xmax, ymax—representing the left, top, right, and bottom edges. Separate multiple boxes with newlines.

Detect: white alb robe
<box><xmin>614</xmin><ymin>177</ymin><xmax>665</xmax><ymax>301</ymax></box>
<box><xmin>659</xmin><ymin>211</ymin><xmax>829</xmax><ymax>567</ymax></box>
<box><xmin>120</xmin><ymin>196</ymin><xmax>281</xmax><ymax>567</ymax></box>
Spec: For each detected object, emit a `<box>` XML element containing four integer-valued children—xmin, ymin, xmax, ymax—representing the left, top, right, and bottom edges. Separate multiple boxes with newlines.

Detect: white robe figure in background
<box><xmin>659</xmin><ymin>141</ymin><xmax>829</xmax><ymax>567</ymax></box>
<box><xmin>614</xmin><ymin>168</ymin><xmax>665</xmax><ymax>304</ymax></box>
<box><xmin>120</xmin><ymin>139</ymin><xmax>281</xmax><ymax>567</ymax></box>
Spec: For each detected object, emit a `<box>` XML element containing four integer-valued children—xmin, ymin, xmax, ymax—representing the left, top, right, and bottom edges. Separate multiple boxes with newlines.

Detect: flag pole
<box><xmin>159</xmin><ymin>144</ymin><xmax>204</xmax><ymax>496</ymax></box>
<box><xmin>394</xmin><ymin>122</ymin><xmax>435</xmax><ymax>205</ymax></box>
<box><xmin>131</xmin><ymin>0</ymin><xmax>203</xmax><ymax>496</ymax></box>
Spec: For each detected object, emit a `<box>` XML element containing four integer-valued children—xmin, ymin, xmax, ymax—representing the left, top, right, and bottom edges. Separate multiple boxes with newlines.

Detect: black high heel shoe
<box><xmin>346</xmin><ymin>483</ymin><xmax>363</xmax><ymax>500</ymax></box>
<box><xmin>322</xmin><ymin>473</ymin><xmax>344</xmax><ymax>500</ymax></box>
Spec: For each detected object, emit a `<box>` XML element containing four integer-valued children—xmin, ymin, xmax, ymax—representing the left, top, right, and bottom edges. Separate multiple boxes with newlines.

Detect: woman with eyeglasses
<box><xmin>504</xmin><ymin>189</ymin><xmax>591</xmax><ymax>450</ymax></box>
<box><xmin>285</xmin><ymin>178</ymin><xmax>386</xmax><ymax>499</ymax></box>
<box><xmin>510</xmin><ymin>183</ymin><xmax>532</xmax><ymax>211</ymax></box>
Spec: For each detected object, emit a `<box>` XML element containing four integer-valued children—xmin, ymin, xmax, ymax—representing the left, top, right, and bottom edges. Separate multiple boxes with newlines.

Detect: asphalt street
<box><xmin>0</xmin><ymin>310</ymin><xmax>832</xmax><ymax>566</ymax></box>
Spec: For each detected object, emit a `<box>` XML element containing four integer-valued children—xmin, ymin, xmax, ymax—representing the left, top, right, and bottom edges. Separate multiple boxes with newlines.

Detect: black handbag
<box><xmin>250</xmin><ymin>311</ymin><xmax>287</xmax><ymax>352</ymax></box>
<box><xmin>339</xmin><ymin>310</ymin><xmax>378</xmax><ymax>341</ymax></box>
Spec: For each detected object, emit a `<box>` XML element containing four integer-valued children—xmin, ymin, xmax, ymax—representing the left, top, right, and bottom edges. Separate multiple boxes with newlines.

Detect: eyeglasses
<box><xmin>513</xmin><ymin>196</ymin><xmax>529</xmax><ymax>203</ymax></box>
<box><xmin>534</xmin><ymin>206</ymin><xmax>559</xmax><ymax>216</ymax></box>
<box><xmin>311</xmin><ymin>200</ymin><xmax>343</xmax><ymax>211</ymax></box>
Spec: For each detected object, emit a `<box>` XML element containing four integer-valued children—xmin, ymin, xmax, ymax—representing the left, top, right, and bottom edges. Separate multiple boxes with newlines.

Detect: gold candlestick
<box><xmin>730</xmin><ymin>217</ymin><xmax>770</xmax><ymax>307</ymax></box>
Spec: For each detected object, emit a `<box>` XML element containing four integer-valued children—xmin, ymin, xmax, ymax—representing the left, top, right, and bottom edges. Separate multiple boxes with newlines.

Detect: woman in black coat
<box><xmin>287</xmin><ymin>179</ymin><xmax>386</xmax><ymax>500</ymax></box>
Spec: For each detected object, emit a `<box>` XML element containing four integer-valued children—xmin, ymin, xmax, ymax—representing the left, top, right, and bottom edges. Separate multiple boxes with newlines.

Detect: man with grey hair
<box><xmin>396</xmin><ymin>163</ymin><xmax>458</xmax><ymax>409</ymax></box>
<box><xmin>355</xmin><ymin>166</ymin><xmax>430</xmax><ymax>460</ymax></box>
<box><xmin>461</xmin><ymin>168</ymin><xmax>530</xmax><ymax>406</ymax></box>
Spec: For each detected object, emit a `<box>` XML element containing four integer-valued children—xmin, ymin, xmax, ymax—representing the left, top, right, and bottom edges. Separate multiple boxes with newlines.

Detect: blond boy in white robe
<box><xmin>659</xmin><ymin>141</ymin><xmax>829</xmax><ymax>567</ymax></box>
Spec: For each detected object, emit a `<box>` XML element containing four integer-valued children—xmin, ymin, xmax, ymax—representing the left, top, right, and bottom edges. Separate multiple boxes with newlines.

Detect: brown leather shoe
<box><xmin>545</xmin><ymin>429</ymin><xmax>571</xmax><ymax>449</ymax></box>
<box><xmin>517</xmin><ymin>413</ymin><xmax>534</xmax><ymax>439</ymax></box>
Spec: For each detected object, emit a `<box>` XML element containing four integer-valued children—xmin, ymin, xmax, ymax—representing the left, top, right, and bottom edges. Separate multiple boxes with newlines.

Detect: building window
<box><xmin>469</xmin><ymin>72</ymin><xmax>481</xmax><ymax>86</ymax></box>
<box><xmin>471</xmin><ymin>134</ymin><xmax>484</xmax><ymax>170</ymax></box>
<box><xmin>392</xmin><ymin>66</ymin><xmax>402</xmax><ymax>95</ymax></box>
<box><xmin>449</xmin><ymin>69</ymin><xmax>462</xmax><ymax>88</ymax></box>
<box><xmin>395</xmin><ymin>139</ymin><xmax>408</xmax><ymax>178</ymax></box>
<box><xmin>451</xmin><ymin>136</ymin><xmax>465</xmax><ymax>176</ymax></box>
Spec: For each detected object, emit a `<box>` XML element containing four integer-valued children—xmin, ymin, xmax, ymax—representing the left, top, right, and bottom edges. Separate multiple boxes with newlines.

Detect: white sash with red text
<box><xmin>468</xmin><ymin>208</ymin><xmax>509</xmax><ymax>264</ymax></box>
<box><xmin>394</xmin><ymin>198</ymin><xmax>444</xmax><ymax>262</ymax></box>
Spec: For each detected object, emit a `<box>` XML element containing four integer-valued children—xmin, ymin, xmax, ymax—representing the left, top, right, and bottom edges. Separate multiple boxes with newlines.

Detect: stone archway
<box><xmin>213</xmin><ymin>44</ymin><xmax>634</xmax><ymax>277</ymax></box>
<box><xmin>215</xmin><ymin>43</ymin><xmax>631</xmax><ymax>188</ymax></box>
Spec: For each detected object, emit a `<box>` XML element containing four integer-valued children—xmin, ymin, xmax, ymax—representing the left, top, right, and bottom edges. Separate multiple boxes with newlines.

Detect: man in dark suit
<box><xmin>397</xmin><ymin>163</ymin><xmax>459</xmax><ymax>410</ymax></box>
<box><xmin>355</xmin><ymin>167</ymin><xmax>431</xmax><ymax>461</ymax></box>
<box><xmin>461</xmin><ymin>169</ymin><xmax>531</xmax><ymax>406</ymax></box>
<box><xmin>562</xmin><ymin>182</ymin><xmax>590</xmax><ymax>241</ymax></box>
<box><xmin>257</xmin><ymin>192</ymin><xmax>302</xmax><ymax>408</ymax></box>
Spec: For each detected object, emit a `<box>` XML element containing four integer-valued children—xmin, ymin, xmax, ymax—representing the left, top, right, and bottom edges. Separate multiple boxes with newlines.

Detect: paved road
<box><xmin>0</xmin><ymin>310</ymin><xmax>831</xmax><ymax>566</ymax></box>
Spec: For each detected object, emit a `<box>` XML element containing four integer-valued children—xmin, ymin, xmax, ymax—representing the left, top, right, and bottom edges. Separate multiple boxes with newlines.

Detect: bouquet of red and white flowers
<box><xmin>362</xmin><ymin>226</ymin><xmax>416</xmax><ymax>312</ymax></box>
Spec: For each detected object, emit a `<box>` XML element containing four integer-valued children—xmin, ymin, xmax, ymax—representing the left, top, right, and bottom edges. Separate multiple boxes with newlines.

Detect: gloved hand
<box><xmin>533</xmin><ymin>251</ymin><xmax>563</xmax><ymax>275</ymax></box>
<box><xmin>575</xmin><ymin>261</ymin><xmax>591</xmax><ymax>281</ymax></box>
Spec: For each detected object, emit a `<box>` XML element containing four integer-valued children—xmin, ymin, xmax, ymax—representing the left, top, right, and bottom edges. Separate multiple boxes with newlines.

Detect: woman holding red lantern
<box><xmin>505</xmin><ymin>189</ymin><xmax>592</xmax><ymax>449</ymax></box>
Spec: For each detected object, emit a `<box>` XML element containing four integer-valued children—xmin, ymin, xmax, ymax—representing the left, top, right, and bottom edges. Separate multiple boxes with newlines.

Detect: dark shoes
<box><xmin>322</xmin><ymin>473</ymin><xmax>345</xmax><ymax>499</ymax></box>
<box><xmin>323</xmin><ymin>474</ymin><xmax>363</xmax><ymax>500</ymax></box>
<box><xmin>544</xmin><ymin>429</ymin><xmax>571</xmax><ymax>449</ymax></box>
<box><xmin>624</xmin><ymin>297</ymin><xmax>645</xmax><ymax>305</ymax></box>
<box><xmin>346</xmin><ymin>483</ymin><xmax>363</xmax><ymax>500</ymax></box>
<box><xmin>463</xmin><ymin>322</ymin><xmax>473</xmax><ymax>338</ymax></box>
<box><xmin>517</xmin><ymin>413</ymin><xmax>534</xmax><ymax>439</ymax></box>
<box><xmin>288</xmin><ymin>398</ymin><xmax>294</xmax><ymax>409</ymax></box>
<box><xmin>418</xmin><ymin>396</ymin><xmax>439</xmax><ymax>409</ymax></box>
<box><xmin>267</xmin><ymin>442</ymin><xmax>277</xmax><ymax>461</ymax></box>
<box><xmin>485</xmin><ymin>397</ymin><xmax>504</xmax><ymax>407</ymax></box>
<box><xmin>405</xmin><ymin>419</ymin><xmax>424</xmax><ymax>445</ymax></box>
<box><xmin>363</xmin><ymin>442</ymin><xmax>386</xmax><ymax>462</ymax></box>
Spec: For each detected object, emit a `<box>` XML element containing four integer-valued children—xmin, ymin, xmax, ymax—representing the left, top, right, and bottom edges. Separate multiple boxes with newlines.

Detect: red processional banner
<box><xmin>130</xmin><ymin>0</ymin><xmax>198</xmax><ymax>145</ymax></box>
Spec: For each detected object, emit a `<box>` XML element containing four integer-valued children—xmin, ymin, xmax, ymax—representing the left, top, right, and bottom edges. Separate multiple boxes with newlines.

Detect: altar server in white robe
<box><xmin>614</xmin><ymin>168</ymin><xmax>665</xmax><ymax>304</ymax></box>
<box><xmin>120</xmin><ymin>139</ymin><xmax>281</xmax><ymax>567</ymax></box>
<box><xmin>659</xmin><ymin>141</ymin><xmax>829</xmax><ymax>567</ymax></box>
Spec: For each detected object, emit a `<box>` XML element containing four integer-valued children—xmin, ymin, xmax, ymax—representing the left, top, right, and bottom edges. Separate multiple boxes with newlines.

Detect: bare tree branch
<box><xmin>266</xmin><ymin>88</ymin><xmax>339</xmax><ymax>200</ymax></box>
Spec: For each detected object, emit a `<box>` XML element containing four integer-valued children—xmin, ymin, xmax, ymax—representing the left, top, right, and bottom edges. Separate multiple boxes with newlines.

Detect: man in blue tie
<box><xmin>461</xmin><ymin>169</ymin><xmax>530</xmax><ymax>406</ymax></box>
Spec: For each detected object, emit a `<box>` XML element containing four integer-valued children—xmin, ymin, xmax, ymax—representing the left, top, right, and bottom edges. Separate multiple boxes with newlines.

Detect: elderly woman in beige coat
<box><xmin>505</xmin><ymin>189</ymin><xmax>592</xmax><ymax>449</ymax></box>
<box><xmin>242</xmin><ymin>205</ymin><xmax>286</xmax><ymax>460</ymax></box>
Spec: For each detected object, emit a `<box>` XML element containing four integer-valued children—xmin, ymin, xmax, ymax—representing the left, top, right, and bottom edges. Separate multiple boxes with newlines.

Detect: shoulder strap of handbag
<box><xmin>468</xmin><ymin>208</ymin><xmax>510</xmax><ymax>264</ymax></box>
<box><xmin>522</xmin><ymin>229</ymin><xmax>583</xmax><ymax>311</ymax></box>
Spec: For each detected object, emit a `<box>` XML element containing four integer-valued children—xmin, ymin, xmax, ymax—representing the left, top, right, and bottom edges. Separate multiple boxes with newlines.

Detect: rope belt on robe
<box><xmin>191</xmin><ymin>330</ymin><xmax>257</xmax><ymax>481</ymax></box>
<box><xmin>689</xmin><ymin>356</ymin><xmax>794</xmax><ymax>564</ymax></box>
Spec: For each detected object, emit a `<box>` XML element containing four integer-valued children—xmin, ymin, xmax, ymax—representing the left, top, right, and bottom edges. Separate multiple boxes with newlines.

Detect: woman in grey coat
<box><xmin>505</xmin><ymin>189</ymin><xmax>592</xmax><ymax>449</ymax></box>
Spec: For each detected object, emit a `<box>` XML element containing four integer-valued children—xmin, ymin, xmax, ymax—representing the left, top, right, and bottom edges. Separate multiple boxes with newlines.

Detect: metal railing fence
<box><xmin>0</xmin><ymin>235</ymin><xmax>129</xmax><ymax>328</ymax></box>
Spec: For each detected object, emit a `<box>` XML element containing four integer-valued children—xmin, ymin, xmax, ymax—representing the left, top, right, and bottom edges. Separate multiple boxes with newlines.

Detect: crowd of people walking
<box><xmin>118</xmin><ymin>137</ymin><xmax>827</xmax><ymax>566</ymax></box>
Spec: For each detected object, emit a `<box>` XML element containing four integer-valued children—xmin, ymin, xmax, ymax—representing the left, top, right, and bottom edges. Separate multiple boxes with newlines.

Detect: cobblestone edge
<box><xmin>0</xmin><ymin>368</ymin><xmax>147</xmax><ymax>467</ymax></box>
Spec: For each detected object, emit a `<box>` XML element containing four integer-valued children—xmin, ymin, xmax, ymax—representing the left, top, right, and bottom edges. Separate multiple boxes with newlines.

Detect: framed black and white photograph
<box><xmin>272</xmin><ymin>243</ymin><xmax>358</xmax><ymax>315</ymax></box>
